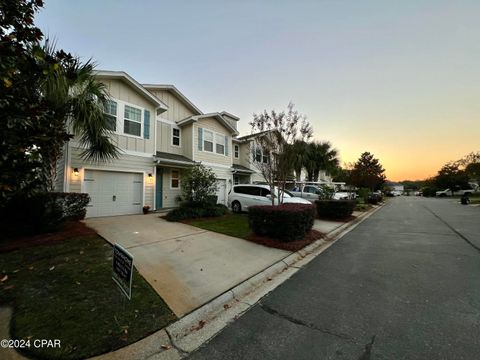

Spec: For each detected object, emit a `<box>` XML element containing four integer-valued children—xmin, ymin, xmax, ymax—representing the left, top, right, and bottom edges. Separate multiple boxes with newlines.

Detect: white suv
<box><xmin>228</xmin><ymin>184</ymin><xmax>311</xmax><ymax>213</ymax></box>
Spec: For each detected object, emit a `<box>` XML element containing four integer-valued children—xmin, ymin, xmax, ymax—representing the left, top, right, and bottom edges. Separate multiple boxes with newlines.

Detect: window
<box><xmin>234</xmin><ymin>145</ymin><xmax>239</xmax><ymax>159</ymax></box>
<box><xmin>234</xmin><ymin>186</ymin><xmax>261</xmax><ymax>196</ymax></box>
<box><xmin>262</xmin><ymin>150</ymin><xmax>270</xmax><ymax>164</ymax></box>
<box><xmin>103</xmin><ymin>100</ymin><xmax>117</xmax><ymax>131</ymax></box>
<box><xmin>171</xmin><ymin>170</ymin><xmax>180</xmax><ymax>188</ymax></box>
<box><xmin>234</xmin><ymin>176</ymin><xmax>240</xmax><ymax>185</ymax></box>
<box><xmin>124</xmin><ymin>105</ymin><xmax>142</xmax><ymax>137</ymax></box>
<box><xmin>172</xmin><ymin>128</ymin><xmax>180</xmax><ymax>146</ymax></box>
<box><xmin>203</xmin><ymin>130</ymin><xmax>214</xmax><ymax>152</ymax></box>
<box><xmin>216</xmin><ymin>134</ymin><xmax>225</xmax><ymax>155</ymax></box>
<box><xmin>254</xmin><ymin>147</ymin><xmax>262</xmax><ymax>162</ymax></box>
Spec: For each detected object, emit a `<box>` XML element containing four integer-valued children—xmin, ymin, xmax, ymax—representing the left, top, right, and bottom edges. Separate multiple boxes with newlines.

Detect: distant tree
<box><xmin>250</xmin><ymin>102</ymin><xmax>313</xmax><ymax>205</ymax></box>
<box><xmin>304</xmin><ymin>142</ymin><xmax>339</xmax><ymax>182</ymax></box>
<box><xmin>349</xmin><ymin>152</ymin><xmax>386</xmax><ymax>191</ymax></box>
<box><xmin>465</xmin><ymin>163</ymin><xmax>480</xmax><ymax>182</ymax></box>
<box><xmin>434</xmin><ymin>163</ymin><xmax>469</xmax><ymax>195</ymax></box>
<box><xmin>181</xmin><ymin>164</ymin><xmax>218</xmax><ymax>204</ymax></box>
<box><xmin>455</xmin><ymin>151</ymin><xmax>480</xmax><ymax>182</ymax></box>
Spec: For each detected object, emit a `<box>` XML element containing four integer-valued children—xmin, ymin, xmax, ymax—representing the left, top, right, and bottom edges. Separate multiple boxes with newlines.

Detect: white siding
<box><xmin>194</xmin><ymin>118</ymin><xmax>233</xmax><ymax>167</ymax></box>
<box><xmin>67</xmin><ymin>146</ymin><xmax>155</xmax><ymax>209</ymax></box>
<box><xmin>98</xmin><ymin>79</ymin><xmax>156</xmax><ymax>154</ymax></box>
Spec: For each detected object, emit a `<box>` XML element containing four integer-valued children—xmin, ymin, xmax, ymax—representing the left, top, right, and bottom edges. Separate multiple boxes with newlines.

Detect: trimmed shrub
<box><xmin>248</xmin><ymin>204</ymin><xmax>316</xmax><ymax>242</ymax></box>
<box><xmin>315</xmin><ymin>200</ymin><xmax>356</xmax><ymax>220</ymax></box>
<box><xmin>202</xmin><ymin>204</ymin><xmax>229</xmax><ymax>217</ymax></box>
<box><xmin>52</xmin><ymin>192</ymin><xmax>90</xmax><ymax>220</ymax></box>
<box><xmin>0</xmin><ymin>192</ymin><xmax>91</xmax><ymax>235</ymax></box>
<box><xmin>165</xmin><ymin>204</ymin><xmax>229</xmax><ymax>222</ymax></box>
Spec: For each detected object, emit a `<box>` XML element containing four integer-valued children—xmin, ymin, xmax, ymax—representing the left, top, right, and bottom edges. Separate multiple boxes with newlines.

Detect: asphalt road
<box><xmin>189</xmin><ymin>197</ymin><xmax>480</xmax><ymax>360</ymax></box>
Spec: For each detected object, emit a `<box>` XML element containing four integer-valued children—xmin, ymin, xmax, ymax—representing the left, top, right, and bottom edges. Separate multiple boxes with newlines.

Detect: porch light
<box><xmin>73</xmin><ymin>168</ymin><xmax>79</xmax><ymax>176</ymax></box>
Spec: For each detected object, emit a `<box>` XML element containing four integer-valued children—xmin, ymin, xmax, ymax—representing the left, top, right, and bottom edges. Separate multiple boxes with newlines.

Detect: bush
<box><xmin>0</xmin><ymin>192</ymin><xmax>91</xmax><ymax>235</ymax></box>
<box><xmin>422</xmin><ymin>187</ymin><xmax>437</xmax><ymax>197</ymax></box>
<box><xmin>248</xmin><ymin>204</ymin><xmax>316</xmax><ymax>242</ymax></box>
<box><xmin>165</xmin><ymin>203</ymin><xmax>229</xmax><ymax>222</ymax></box>
<box><xmin>315</xmin><ymin>200</ymin><xmax>356</xmax><ymax>220</ymax></box>
<box><xmin>52</xmin><ymin>192</ymin><xmax>90</xmax><ymax>220</ymax></box>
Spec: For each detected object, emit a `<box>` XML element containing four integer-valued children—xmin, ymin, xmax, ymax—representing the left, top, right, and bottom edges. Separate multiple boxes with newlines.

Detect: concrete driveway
<box><xmin>86</xmin><ymin>214</ymin><xmax>289</xmax><ymax>317</ymax></box>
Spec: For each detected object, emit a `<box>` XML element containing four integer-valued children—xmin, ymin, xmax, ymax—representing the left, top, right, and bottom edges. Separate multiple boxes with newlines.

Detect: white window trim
<box><xmin>199</xmin><ymin>127</ymin><xmax>229</xmax><ymax>157</ymax></box>
<box><xmin>107</xmin><ymin>98</ymin><xmax>145</xmax><ymax>140</ymax></box>
<box><xmin>172</xmin><ymin>126</ymin><xmax>181</xmax><ymax>147</ymax></box>
<box><xmin>234</xmin><ymin>144</ymin><xmax>239</xmax><ymax>159</ymax></box>
<box><xmin>203</xmin><ymin>129</ymin><xmax>214</xmax><ymax>153</ymax></box>
<box><xmin>253</xmin><ymin>143</ymin><xmax>269</xmax><ymax>164</ymax></box>
<box><xmin>123</xmin><ymin>104</ymin><xmax>143</xmax><ymax>139</ymax></box>
<box><xmin>170</xmin><ymin>169</ymin><xmax>180</xmax><ymax>189</ymax></box>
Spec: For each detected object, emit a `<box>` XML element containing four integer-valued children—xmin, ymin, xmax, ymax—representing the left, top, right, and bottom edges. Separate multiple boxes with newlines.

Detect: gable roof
<box><xmin>177</xmin><ymin>113</ymin><xmax>239</xmax><ymax>136</ymax></box>
<box><xmin>236</xmin><ymin>130</ymin><xmax>273</xmax><ymax>141</ymax></box>
<box><xmin>142</xmin><ymin>84</ymin><xmax>203</xmax><ymax>115</ymax></box>
<box><xmin>94</xmin><ymin>70</ymin><xmax>168</xmax><ymax>112</ymax></box>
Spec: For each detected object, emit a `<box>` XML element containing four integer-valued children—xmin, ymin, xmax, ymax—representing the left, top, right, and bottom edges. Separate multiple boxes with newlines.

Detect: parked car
<box><xmin>228</xmin><ymin>184</ymin><xmax>311</xmax><ymax>213</ymax></box>
<box><xmin>332</xmin><ymin>191</ymin><xmax>357</xmax><ymax>200</ymax></box>
<box><xmin>290</xmin><ymin>185</ymin><xmax>324</xmax><ymax>202</ymax></box>
<box><xmin>290</xmin><ymin>185</ymin><xmax>356</xmax><ymax>202</ymax></box>
<box><xmin>436</xmin><ymin>187</ymin><xmax>476</xmax><ymax>197</ymax></box>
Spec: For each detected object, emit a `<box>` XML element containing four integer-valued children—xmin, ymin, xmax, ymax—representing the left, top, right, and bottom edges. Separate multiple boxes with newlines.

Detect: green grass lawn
<box><xmin>187</xmin><ymin>214</ymin><xmax>251</xmax><ymax>239</ymax></box>
<box><xmin>0</xmin><ymin>235</ymin><xmax>176</xmax><ymax>360</ymax></box>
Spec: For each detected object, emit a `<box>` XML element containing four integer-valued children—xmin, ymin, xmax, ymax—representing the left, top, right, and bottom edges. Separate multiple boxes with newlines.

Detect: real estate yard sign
<box><xmin>112</xmin><ymin>244</ymin><xmax>134</xmax><ymax>300</ymax></box>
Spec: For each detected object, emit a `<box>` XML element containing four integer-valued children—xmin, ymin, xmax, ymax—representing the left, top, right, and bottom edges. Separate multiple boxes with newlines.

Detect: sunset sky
<box><xmin>36</xmin><ymin>0</ymin><xmax>480</xmax><ymax>181</ymax></box>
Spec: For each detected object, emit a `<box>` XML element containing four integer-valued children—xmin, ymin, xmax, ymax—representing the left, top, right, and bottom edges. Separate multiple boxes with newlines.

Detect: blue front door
<box><xmin>156</xmin><ymin>168</ymin><xmax>163</xmax><ymax>209</ymax></box>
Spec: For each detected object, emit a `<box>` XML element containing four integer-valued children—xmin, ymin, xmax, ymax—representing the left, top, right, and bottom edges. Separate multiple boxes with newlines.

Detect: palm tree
<box><xmin>291</xmin><ymin>140</ymin><xmax>309</xmax><ymax>181</ymax></box>
<box><xmin>305</xmin><ymin>142</ymin><xmax>339</xmax><ymax>182</ymax></box>
<box><xmin>41</xmin><ymin>43</ymin><xmax>119</xmax><ymax>190</ymax></box>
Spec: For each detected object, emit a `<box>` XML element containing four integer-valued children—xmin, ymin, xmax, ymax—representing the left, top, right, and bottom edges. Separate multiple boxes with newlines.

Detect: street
<box><xmin>189</xmin><ymin>197</ymin><xmax>480</xmax><ymax>359</ymax></box>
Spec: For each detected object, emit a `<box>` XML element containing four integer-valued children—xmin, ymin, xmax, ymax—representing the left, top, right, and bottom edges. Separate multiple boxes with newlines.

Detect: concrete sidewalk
<box><xmin>86</xmin><ymin>213</ymin><xmax>357</xmax><ymax>318</ymax></box>
<box><xmin>86</xmin><ymin>214</ymin><xmax>290</xmax><ymax>317</ymax></box>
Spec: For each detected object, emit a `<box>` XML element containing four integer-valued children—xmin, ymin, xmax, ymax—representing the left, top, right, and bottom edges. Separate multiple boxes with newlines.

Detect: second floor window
<box><xmin>172</xmin><ymin>128</ymin><xmax>180</xmax><ymax>146</ymax></box>
<box><xmin>234</xmin><ymin>145</ymin><xmax>239</xmax><ymax>158</ymax></box>
<box><xmin>103</xmin><ymin>100</ymin><xmax>117</xmax><ymax>131</ymax></box>
<box><xmin>253</xmin><ymin>145</ymin><xmax>269</xmax><ymax>164</ymax></box>
<box><xmin>203</xmin><ymin>130</ymin><xmax>214</xmax><ymax>152</ymax></box>
<box><xmin>124</xmin><ymin>105</ymin><xmax>142</xmax><ymax>137</ymax></box>
<box><xmin>215</xmin><ymin>134</ymin><xmax>225</xmax><ymax>155</ymax></box>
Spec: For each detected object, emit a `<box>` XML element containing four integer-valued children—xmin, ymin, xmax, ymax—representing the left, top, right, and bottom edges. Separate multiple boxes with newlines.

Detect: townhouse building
<box><xmin>55</xmin><ymin>70</ymin><xmax>266</xmax><ymax>218</ymax></box>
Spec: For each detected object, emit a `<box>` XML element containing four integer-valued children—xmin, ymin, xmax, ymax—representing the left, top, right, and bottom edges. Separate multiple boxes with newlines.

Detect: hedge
<box><xmin>315</xmin><ymin>200</ymin><xmax>356</xmax><ymax>220</ymax></box>
<box><xmin>165</xmin><ymin>203</ymin><xmax>229</xmax><ymax>222</ymax></box>
<box><xmin>1</xmin><ymin>192</ymin><xmax>90</xmax><ymax>235</ymax></box>
<box><xmin>248</xmin><ymin>203</ymin><xmax>316</xmax><ymax>242</ymax></box>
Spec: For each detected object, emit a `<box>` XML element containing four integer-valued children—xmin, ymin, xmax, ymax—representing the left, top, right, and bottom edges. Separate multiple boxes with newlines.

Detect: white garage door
<box><xmin>216</xmin><ymin>179</ymin><xmax>227</xmax><ymax>205</ymax></box>
<box><xmin>84</xmin><ymin>170</ymin><xmax>143</xmax><ymax>218</ymax></box>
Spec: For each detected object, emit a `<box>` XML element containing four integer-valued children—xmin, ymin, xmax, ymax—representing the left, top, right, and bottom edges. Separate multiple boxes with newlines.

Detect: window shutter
<box><xmin>143</xmin><ymin>110</ymin><xmax>150</xmax><ymax>139</ymax></box>
<box><xmin>225</xmin><ymin>136</ymin><xmax>229</xmax><ymax>156</ymax></box>
<box><xmin>198</xmin><ymin>127</ymin><xmax>203</xmax><ymax>151</ymax></box>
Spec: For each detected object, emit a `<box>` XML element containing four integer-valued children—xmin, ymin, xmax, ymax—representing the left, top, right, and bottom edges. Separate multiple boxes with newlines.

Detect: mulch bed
<box><xmin>0</xmin><ymin>221</ymin><xmax>97</xmax><ymax>253</ymax></box>
<box><xmin>245</xmin><ymin>229</ymin><xmax>325</xmax><ymax>252</ymax></box>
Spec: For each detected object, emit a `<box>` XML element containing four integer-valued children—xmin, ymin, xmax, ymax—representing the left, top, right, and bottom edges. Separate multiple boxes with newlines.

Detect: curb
<box><xmin>93</xmin><ymin>203</ymin><xmax>385</xmax><ymax>359</ymax></box>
